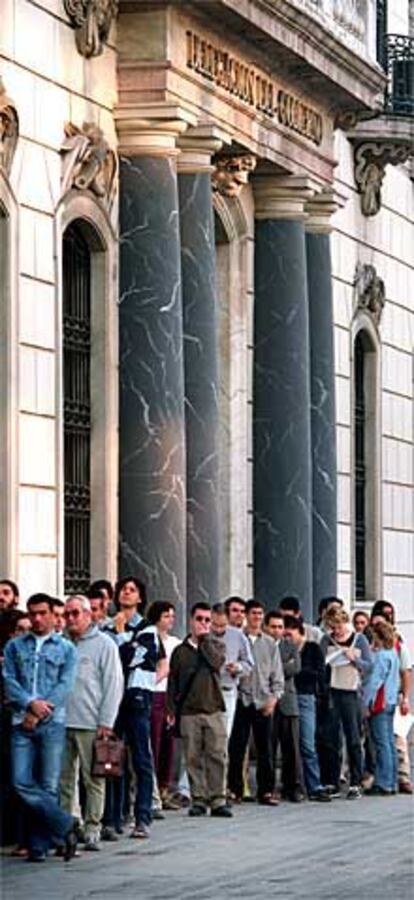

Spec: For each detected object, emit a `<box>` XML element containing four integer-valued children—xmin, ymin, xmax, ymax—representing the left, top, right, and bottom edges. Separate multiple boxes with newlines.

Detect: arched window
<box><xmin>62</xmin><ymin>222</ymin><xmax>92</xmax><ymax>592</ymax></box>
<box><xmin>353</xmin><ymin>328</ymin><xmax>380</xmax><ymax>602</ymax></box>
<box><xmin>57</xmin><ymin>196</ymin><xmax>118</xmax><ymax>596</ymax></box>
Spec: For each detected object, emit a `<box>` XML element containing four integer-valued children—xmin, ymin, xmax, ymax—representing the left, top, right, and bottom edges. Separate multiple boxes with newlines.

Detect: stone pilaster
<box><xmin>305</xmin><ymin>190</ymin><xmax>338</xmax><ymax>611</ymax></box>
<box><xmin>253</xmin><ymin>176</ymin><xmax>318</xmax><ymax>619</ymax></box>
<box><xmin>177</xmin><ymin>128</ymin><xmax>227</xmax><ymax>606</ymax></box>
<box><xmin>117</xmin><ymin>112</ymin><xmax>190</xmax><ymax>626</ymax></box>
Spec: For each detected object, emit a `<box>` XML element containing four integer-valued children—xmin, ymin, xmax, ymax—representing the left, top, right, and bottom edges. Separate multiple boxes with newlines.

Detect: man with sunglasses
<box><xmin>166</xmin><ymin>602</ymin><xmax>232</xmax><ymax>818</ymax></box>
<box><xmin>59</xmin><ymin>595</ymin><xmax>124</xmax><ymax>851</ymax></box>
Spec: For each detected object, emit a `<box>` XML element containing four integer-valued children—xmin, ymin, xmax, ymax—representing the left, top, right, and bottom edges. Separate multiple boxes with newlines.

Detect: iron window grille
<box><xmin>383</xmin><ymin>33</ymin><xmax>414</xmax><ymax>115</ymax></box>
<box><xmin>354</xmin><ymin>335</ymin><xmax>366</xmax><ymax>603</ymax></box>
<box><xmin>376</xmin><ymin>0</ymin><xmax>388</xmax><ymax>67</ymax></box>
<box><xmin>63</xmin><ymin>223</ymin><xmax>91</xmax><ymax>594</ymax></box>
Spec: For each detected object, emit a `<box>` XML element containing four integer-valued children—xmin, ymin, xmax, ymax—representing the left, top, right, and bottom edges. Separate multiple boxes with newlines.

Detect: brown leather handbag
<box><xmin>91</xmin><ymin>735</ymin><xmax>126</xmax><ymax>778</ymax></box>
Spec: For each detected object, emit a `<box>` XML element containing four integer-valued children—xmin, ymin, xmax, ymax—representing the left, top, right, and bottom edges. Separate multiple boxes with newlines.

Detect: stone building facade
<box><xmin>0</xmin><ymin>1</ymin><xmax>413</xmax><ymax>644</ymax></box>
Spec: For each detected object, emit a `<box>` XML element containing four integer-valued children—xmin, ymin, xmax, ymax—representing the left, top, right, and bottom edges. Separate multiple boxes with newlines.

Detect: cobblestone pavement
<box><xmin>2</xmin><ymin>793</ymin><xmax>413</xmax><ymax>900</ymax></box>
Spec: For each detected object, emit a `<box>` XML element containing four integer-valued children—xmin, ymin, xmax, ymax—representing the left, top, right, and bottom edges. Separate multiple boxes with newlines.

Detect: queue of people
<box><xmin>0</xmin><ymin>577</ymin><xmax>412</xmax><ymax>864</ymax></box>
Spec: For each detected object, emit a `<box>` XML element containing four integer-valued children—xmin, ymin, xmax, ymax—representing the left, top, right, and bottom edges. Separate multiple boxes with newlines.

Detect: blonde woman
<box><xmin>363</xmin><ymin>621</ymin><xmax>400</xmax><ymax>796</ymax></box>
<box><xmin>320</xmin><ymin>609</ymin><xmax>372</xmax><ymax>799</ymax></box>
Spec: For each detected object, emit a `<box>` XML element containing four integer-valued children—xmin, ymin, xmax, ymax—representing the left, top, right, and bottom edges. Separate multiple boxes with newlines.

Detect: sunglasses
<box><xmin>194</xmin><ymin>615</ymin><xmax>211</xmax><ymax>623</ymax></box>
<box><xmin>64</xmin><ymin>610</ymin><xmax>83</xmax><ymax>618</ymax></box>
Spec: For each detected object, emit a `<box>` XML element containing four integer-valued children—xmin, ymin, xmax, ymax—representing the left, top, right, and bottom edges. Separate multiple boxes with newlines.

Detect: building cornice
<box><xmin>219</xmin><ymin>0</ymin><xmax>385</xmax><ymax>108</ymax></box>
<box><xmin>121</xmin><ymin>1</ymin><xmax>386</xmax><ymax>113</ymax></box>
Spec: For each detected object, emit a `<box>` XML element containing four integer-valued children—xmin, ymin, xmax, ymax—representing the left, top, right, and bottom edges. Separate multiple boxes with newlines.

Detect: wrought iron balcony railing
<box><xmin>383</xmin><ymin>34</ymin><xmax>414</xmax><ymax>116</ymax></box>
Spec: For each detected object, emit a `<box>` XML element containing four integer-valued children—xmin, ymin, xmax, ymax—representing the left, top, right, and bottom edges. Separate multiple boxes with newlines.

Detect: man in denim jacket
<box><xmin>3</xmin><ymin>593</ymin><xmax>78</xmax><ymax>861</ymax></box>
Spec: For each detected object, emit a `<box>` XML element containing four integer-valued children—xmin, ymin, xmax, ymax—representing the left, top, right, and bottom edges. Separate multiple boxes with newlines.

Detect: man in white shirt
<box><xmin>211</xmin><ymin>603</ymin><xmax>254</xmax><ymax>738</ymax></box>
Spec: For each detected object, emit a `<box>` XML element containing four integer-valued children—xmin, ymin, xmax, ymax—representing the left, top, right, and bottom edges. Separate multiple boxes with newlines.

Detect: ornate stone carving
<box><xmin>212</xmin><ymin>154</ymin><xmax>256</xmax><ymax>197</ymax></box>
<box><xmin>63</xmin><ymin>0</ymin><xmax>117</xmax><ymax>58</ymax></box>
<box><xmin>354</xmin><ymin>263</ymin><xmax>386</xmax><ymax>326</ymax></box>
<box><xmin>0</xmin><ymin>78</ymin><xmax>19</xmax><ymax>176</ymax></box>
<box><xmin>334</xmin><ymin>105</ymin><xmax>382</xmax><ymax>132</ymax></box>
<box><xmin>354</xmin><ymin>141</ymin><xmax>411</xmax><ymax>216</ymax></box>
<box><xmin>60</xmin><ymin>122</ymin><xmax>117</xmax><ymax>207</ymax></box>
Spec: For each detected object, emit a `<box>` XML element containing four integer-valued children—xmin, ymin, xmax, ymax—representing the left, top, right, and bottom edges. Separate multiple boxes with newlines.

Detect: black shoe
<box><xmin>101</xmin><ymin>826</ymin><xmax>118</xmax><ymax>842</ymax></box>
<box><xmin>289</xmin><ymin>790</ymin><xmax>305</xmax><ymax>803</ymax></box>
<box><xmin>364</xmin><ymin>785</ymin><xmax>393</xmax><ymax>796</ymax></box>
<box><xmin>151</xmin><ymin>808</ymin><xmax>165</xmax><ymax>820</ymax></box>
<box><xmin>210</xmin><ymin>804</ymin><xmax>233</xmax><ymax>818</ymax></box>
<box><xmin>308</xmin><ymin>790</ymin><xmax>332</xmax><ymax>802</ymax></box>
<box><xmin>64</xmin><ymin>821</ymin><xmax>80</xmax><ymax>862</ymax></box>
<box><xmin>188</xmin><ymin>804</ymin><xmax>207</xmax><ymax>817</ymax></box>
<box><xmin>27</xmin><ymin>853</ymin><xmax>46</xmax><ymax>863</ymax></box>
<box><xmin>324</xmin><ymin>785</ymin><xmax>341</xmax><ymax>799</ymax></box>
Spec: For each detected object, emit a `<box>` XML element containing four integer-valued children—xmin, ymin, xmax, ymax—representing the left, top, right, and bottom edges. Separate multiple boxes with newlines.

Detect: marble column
<box><xmin>253</xmin><ymin>177</ymin><xmax>316</xmax><ymax>620</ymax></box>
<box><xmin>177</xmin><ymin>132</ymin><xmax>224</xmax><ymax>606</ymax></box>
<box><xmin>305</xmin><ymin>193</ymin><xmax>338</xmax><ymax>611</ymax></box>
<box><xmin>118</xmin><ymin>122</ymin><xmax>187</xmax><ymax>626</ymax></box>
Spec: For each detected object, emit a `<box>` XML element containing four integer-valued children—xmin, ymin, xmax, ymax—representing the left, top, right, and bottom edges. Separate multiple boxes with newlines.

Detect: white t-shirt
<box><xmin>157</xmin><ymin>634</ymin><xmax>181</xmax><ymax>692</ymax></box>
<box><xmin>33</xmin><ymin>634</ymin><xmax>50</xmax><ymax>696</ymax></box>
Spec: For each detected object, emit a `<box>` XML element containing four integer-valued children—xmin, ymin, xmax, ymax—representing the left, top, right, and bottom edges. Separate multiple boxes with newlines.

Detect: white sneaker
<box><xmin>347</xmin><ymin>786</ymin><xmax>362</xmax><ymax>800</ymax></box>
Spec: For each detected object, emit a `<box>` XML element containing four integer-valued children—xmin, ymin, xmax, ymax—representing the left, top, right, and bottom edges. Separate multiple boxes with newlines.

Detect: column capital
<box><xmin>177</xmin><ymin>124</ymin><xmax>233</xmax><ymax>174</ymax></box>
<box><xmin>305</xmin><ymin>187</ymin><xmax>347</xmax><ymax>234</ymax></box>
<box><xmin>253</xmin><ymin>175</ymin><xmax>321</xmax><ymax>221</ymax></box>
<box><xmin>115</xmin><ymin>103</ymin><xmax>197</xmax><ymax>157</ymax></box>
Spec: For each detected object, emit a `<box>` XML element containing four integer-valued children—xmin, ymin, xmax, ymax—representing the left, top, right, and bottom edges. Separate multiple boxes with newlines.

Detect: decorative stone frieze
<box><xmin>0</xmin><ymin>78</ymin><xmax>19</xmax><ymax>177</ymax></box>
<box><xmin>212</xmin><ymin>155</ymin><xmax>256</xmax><ymax>197</ymax></box>
<box><xmin>63</xmin><ymin>0</ymin><xmax>117</xmax><ymax>58</ymax></box>
<box><xmin>354</xmin><ymin>141</ymin><xmax>411</xmax><ymax>216</ymax></box>
<box><xmin>354</xmin><ymin>263</ymin><xmax>386</xmax><ymax>326</ymax></box>
<box><xmin>60</xmin><ymin>122</ymin><xmax>117</xmax><ymax>208</ymax></box>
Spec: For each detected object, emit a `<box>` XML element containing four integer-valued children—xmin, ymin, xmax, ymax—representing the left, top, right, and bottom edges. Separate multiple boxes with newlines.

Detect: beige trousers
<box><xmin>180</xmin><ymin>711</ymin><xmax>227</xmax><ymax>809</ymax></box>
<box><xmin>60</xmin><ymin>728</ymin><xmax>105</xmax><ymax>839</ymax></box>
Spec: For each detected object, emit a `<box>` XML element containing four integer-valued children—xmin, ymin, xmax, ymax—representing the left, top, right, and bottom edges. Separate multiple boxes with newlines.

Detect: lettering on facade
<box><xmin>186</xmin><ymin>30</ymin><xmax>323</xmax><ymax>146</ymax></box>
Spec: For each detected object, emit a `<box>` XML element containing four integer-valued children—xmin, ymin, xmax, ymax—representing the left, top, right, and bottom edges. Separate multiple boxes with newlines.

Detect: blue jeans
<box><xmin>11</xmin><ymin>719</ymin><xmax>73</xmax><ymax>855</ymax></box>
<box><xmin>369</xmin><ymin>706</ymin><xmax>397</xmax><ymax>791</ymax></box>
<box><xmin>123</xmin><ymin>690</ymin><xmax>154</xmax><ymax>827</ymax></box>
<box><xmin>330</xmin><ymin>689</ymin><xmax>363</xmax><ymax>787</ymax></box>
<box><xmin>298</xmin><ymin>694</ymin><xmax>322</xmax><ymax>795</ymax></box>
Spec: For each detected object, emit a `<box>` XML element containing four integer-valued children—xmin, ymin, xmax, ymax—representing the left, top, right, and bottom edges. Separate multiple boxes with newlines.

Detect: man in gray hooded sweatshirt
<box><xmin>60</xmin><ymin>595</ymin><xmax>124</xmax><ymax>851</ymax></box>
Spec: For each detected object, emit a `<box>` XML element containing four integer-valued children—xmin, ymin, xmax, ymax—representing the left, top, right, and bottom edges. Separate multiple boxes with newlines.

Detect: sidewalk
<box><xmin>2</xmin><ymin>794</ymin><xmax>413</xmax><ymax>900</ymax></box>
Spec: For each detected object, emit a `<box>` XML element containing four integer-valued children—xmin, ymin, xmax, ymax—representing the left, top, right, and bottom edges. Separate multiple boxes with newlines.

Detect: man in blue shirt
<box><xmin>3</xmin><ymin>593</ymin><xmax>78</xmax><ymax>861</ymax></box>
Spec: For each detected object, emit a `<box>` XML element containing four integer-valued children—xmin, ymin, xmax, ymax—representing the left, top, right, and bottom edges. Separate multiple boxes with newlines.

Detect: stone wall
<box><xmin>333</xmin><ymin>126</ymin><xmax>414</xmax><ymax>650</ymax></box>
<box><xmin>0</xmin><ymin>0</ymin><xmax>118</xmax><ymax>598</ymax></box>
